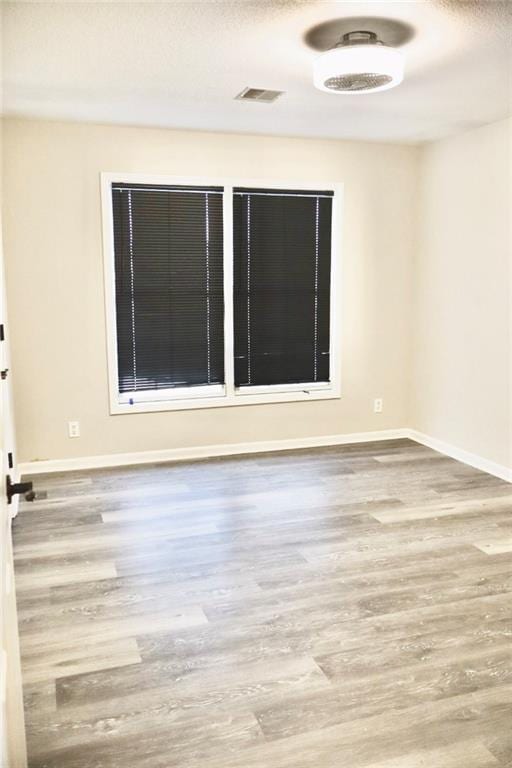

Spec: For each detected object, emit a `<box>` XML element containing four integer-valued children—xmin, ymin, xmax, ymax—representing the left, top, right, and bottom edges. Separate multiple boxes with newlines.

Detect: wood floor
<box><xmin>12</xmin><ymin>438</ymin><xmax>512</xmax><ymax>768</ymax></box>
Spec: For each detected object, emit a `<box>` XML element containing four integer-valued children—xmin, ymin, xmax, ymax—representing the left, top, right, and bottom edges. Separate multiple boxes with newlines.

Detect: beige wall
<box><xmin>411</xmin><ymin>118</ymin><xmax>512</xmax><ymax>469</ymax></box>
<box><xmin>2</xmin><ymin>117</ymin><xmax>511</xmax><ymax>469</ymax></box>
<box><xmin>2</xmin><ymin>119</ymin><xmax>417</xmax><ymax>462</ymax></box>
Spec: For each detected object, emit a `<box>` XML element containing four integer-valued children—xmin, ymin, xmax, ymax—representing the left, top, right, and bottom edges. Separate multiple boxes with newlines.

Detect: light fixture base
<box><xmin>305</xmin><ymin>17</ymin><xmax>414</xmax><ymax>52</ymax></box>
<box><xmin>339</xmin><ymin>31</ymin><xmax>379</xmax><ymax>46</ymax></box>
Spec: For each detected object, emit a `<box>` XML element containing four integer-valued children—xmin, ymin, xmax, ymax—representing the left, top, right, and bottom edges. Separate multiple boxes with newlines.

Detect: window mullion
<box><xmin>223</xmin><ymin>185</ymin><xmax>235</xmax><ymax>396</ymax></box>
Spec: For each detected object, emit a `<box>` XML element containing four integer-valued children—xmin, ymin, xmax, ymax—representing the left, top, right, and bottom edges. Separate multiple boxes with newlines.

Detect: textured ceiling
<box><xmin>2</xmin><ymin>0</ymin><xmax>511</xmax><ymax>143</ymax></box>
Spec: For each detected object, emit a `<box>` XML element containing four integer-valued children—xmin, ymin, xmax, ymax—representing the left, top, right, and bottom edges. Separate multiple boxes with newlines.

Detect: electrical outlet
<box><xmin>68</xmin><ymin>421</ymin><xmax>80</xmax><ymax>438</ymax></box>
<box><xmin>373</xmin><ymin>398</ymin><xmax>383</xmax><ymax>414</ymax></box>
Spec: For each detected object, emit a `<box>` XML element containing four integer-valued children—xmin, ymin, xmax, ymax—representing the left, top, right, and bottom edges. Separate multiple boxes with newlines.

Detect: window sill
<box><xmin>110</xmin><ymin>385</ymin><xmax>340</xmax><ymax>415</ymax></box>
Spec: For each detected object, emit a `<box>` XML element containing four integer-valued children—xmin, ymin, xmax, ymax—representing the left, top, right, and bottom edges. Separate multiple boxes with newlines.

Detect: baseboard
<box><xmin>405</xmin><ymin>429</ymin><xmax>512</xmax><ymax>483</ymax></box>
<box><xmin>19</xmin><ymin>429</ymin><xmax>408</xmax><ymax>475</ymax></box>
<box><xmin>19</xmin><ymin>427</ymin><xmax>512</xmax><ymax>483</ymax></box>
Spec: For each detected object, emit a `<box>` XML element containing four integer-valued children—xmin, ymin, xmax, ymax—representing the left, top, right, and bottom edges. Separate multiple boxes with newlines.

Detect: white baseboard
<box><xmin>19</xmin><ymin>427</ymin><xmax>512</xmax><ymax>483</ymax></box>
<box><xmin>19</xmin><ymin>429</ymin><xmax>408</xmax><ymax>475</ymax></box>
<box><xmin>405</xmin><ymin>429</ymin><xmax>512</xmax><ymax>483</ymax></box>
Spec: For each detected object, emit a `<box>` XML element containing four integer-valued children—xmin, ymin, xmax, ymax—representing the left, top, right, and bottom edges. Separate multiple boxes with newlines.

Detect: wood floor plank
<box><xmin>12</xmin><ymin>438</ymin><xmax>512</xmax><ymax>768</ymax></box>
<box><xmin>371</xmin><ymin>496</ymin><xmax>512</xmax><ymax>523</ymax></box>
<box><xmin>19</xmin><ymin>606</ymin><xmax>208</xmax><ymax>654</ymax></box>
<box><xmin>14</xmin><ymin>561</ymin><xmax>118</xmax><ymax>591</ymax></box>
<box><xmin>23</xmin><ymin>681</ymin><xmax>57</xmax><ymax>717</ymax></box>
<box><xmin>473</xmin><ymin>537</ymin><xmax>512</xmax><ymax>555</ymax></box>
<box><xmin>25</xmin><ymin>708</ymin><xmax>264</xmax><ymax>767</ymax></box>
<box><xmin>13</xmin><ymin>521</ymin><xmax>220</xmax><ymax>560</ymax></box>
<box><xmin>55</xmin><ymin>654</ymin><xmax>329</xmax><ymax>712</ymax></box>
<box><xmin>360</xmin><ymin>740</ymin><xmax>500</xmax><ymax>768</ymax></box>
<box><xmin>21</xmin><ymin>637</ymin><xmax>142</xmax><ymax>685</ymax></box>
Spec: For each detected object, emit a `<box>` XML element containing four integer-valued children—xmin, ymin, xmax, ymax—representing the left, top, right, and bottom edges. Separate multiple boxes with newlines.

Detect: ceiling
<box><xmin>2</xmin><ymin>0</ymin><xmax>511</xmax><ymax>144</ymax></box>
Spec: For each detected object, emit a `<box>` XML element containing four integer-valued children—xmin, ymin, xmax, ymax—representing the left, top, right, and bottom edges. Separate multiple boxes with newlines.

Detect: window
<box><xmin>111</xmin><ymin>183</ymin><xmax>224</xmax><ymax>403</ymax></box>
<box><xmin>102</xmin><ymin>174</ymin><xmax>341</xmax><ymax>413</ymax></box>
<box><xmin>233</xmin><ymin>188</ymin><xmax>332</xmax><ymax>390</ymax></box>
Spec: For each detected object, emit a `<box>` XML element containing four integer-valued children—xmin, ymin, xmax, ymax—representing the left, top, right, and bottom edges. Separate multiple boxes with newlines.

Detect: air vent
<box><xmin>235</xmin><ymin>87</ymin><xmax>283</xmax><ymax>103</ymax></box>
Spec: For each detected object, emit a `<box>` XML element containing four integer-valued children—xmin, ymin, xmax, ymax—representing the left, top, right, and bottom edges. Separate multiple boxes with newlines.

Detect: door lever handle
<box><xmin>6</xmin><ymin>474</ymin><xmax>35</xmax><ymax>504</ymax></box>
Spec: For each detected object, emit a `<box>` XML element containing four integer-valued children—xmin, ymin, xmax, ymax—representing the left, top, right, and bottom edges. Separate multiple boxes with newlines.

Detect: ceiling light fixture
<box><xmin>313</xmin><ymin>31</ymin><xmax>404</xmax><ymax>94</ymax></box>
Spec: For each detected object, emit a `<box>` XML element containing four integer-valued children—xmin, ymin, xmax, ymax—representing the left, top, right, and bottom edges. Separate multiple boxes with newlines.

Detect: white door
<box><xmin>0</xmin><ymin>213</ymin><xmax>27</xmax><ymax>766</ymax></box>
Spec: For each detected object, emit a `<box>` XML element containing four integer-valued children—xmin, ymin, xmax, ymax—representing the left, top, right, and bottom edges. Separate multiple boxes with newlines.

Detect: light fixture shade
<box><xmin>314</xmin><ymin>44</ymin><xmax>404</xmax><ymax>94</ymax></box>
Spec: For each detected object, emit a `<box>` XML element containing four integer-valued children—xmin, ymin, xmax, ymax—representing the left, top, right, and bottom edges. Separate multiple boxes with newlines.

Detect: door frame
<box><xmin>0</xmin><ymin>205</ymin><xmax>27</xmax><ymax>767</ymax></box>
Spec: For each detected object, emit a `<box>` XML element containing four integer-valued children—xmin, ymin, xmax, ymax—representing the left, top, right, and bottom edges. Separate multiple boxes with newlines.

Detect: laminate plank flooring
<box><xmin>12</xmin><ymin>438</ymin><xmax>512</xmax><ymax>768</ymax></box>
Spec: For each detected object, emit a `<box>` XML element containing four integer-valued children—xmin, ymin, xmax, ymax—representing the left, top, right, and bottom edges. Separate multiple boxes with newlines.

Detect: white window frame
<box><xmin>101</xmin><ymin>172</ymin><xmax>343</xmax><ymax>415</ymax></box>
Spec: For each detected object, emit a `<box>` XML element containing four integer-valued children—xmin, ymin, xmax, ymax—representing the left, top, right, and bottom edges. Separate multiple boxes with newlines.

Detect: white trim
<box><xmin>223</xmin><ymin>184</ymin><xmax>235</xmax><ymax>396</ymax></box>
<box><xmin>19</xmin><ymin>429</ymin><xmax>407</xmax><ymax>475</ymax></box>
<box><xmin>235</xmin><ymin>381</ymin><xmax>330</xmax><ymax>396</ymax></box>
<box><xmin>101</xmin><ymin>172</ymin><xmax>123</xmax><ymax>415</ymax></box>
<box><xmin>112</xmin><ymin>386</ymin><xmax>340</xmax><ymax>414</ymax></box>
<box><xmin>119</xmin><ymin>384</ymin><xmax>225</xmax><ymax>405</ymax></box>
<box><xmin>19</xmin><ymin>428</ymin><xmax>512</xmax><ymax>482</ymax></box>
<box><xmin>405</xmin><ymin>429</ymin><xmax>512</xmax><ymax>483</ymax></box>
<box><xmin>330</xmin><ymin>183</ymin><xmax>342</xmax><ymax>397</ymax></box>
<box><xmin>103</xmin><ymin>173</ymin><xmax>342</xmax><ymax>191</ymax></box>
<box><xmin>100</xmin><ymin>173</ymin><xmax>343</xmax><ymax>415</ymax></box>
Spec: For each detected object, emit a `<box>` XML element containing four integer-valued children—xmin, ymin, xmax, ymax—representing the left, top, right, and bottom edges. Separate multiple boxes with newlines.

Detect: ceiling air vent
<box><xmin>235</xmin><ymin>87</ymin><xmax>283</xmax><ymax>103</ymax></box>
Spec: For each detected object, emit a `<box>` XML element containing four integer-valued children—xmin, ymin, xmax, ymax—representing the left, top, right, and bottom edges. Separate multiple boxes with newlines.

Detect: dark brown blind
<box><xmin>233</xmin><ymin>188</ymin><xmax>333</xmax><ymax>387</ymax></box>
<box><xmin>111</xmin><ymin>183</ymin><xmax>224</xmax><ymax>394</ymax></box>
